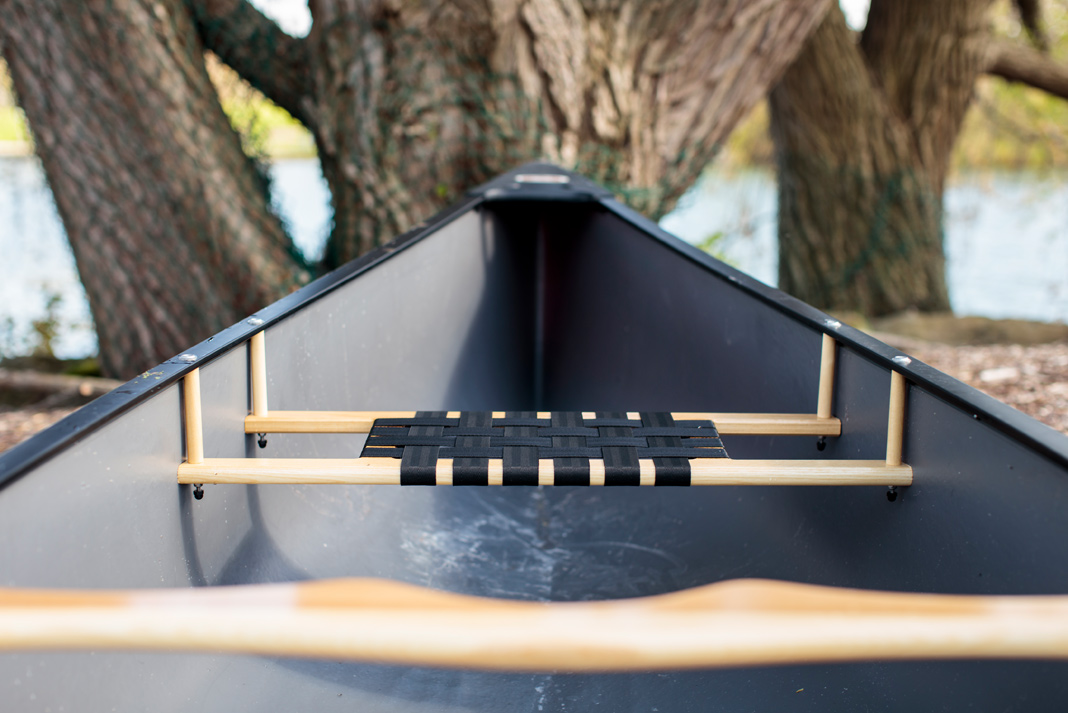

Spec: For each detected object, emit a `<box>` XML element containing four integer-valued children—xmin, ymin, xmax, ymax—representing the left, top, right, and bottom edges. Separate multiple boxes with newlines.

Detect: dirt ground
<box><xmin>1</xmin><ymin>337</ymin><xmax>1066</xmax><ymax>456</ymax></box>
<box><xmin>0</xmin><ymin>406</ymin><xmax>78</xmax><ymax>454</ymax></box>
<box><xmin>905</xmin><ymin>341</ymin><xmax>1068</xmax><ymax>436</ymax></box>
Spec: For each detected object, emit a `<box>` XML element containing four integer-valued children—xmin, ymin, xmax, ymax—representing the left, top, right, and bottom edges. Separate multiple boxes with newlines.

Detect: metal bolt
<box><xmin>176</xmin><ymin>353</ymin><xmax>197</xmax><ymax>364</ymax></box>
<box><xmin>823</xmin><ymin>319</ymin><xmax>842</xmax><ymax>329</ymax></box>
<box><xmin>891</xmin><ymin>355</ymin><xmax>912</xmax><ymax>367</ymax></box>
<box><xmin>247</xmin><ymin>317</ymin><xmax>264</xmax><ymax>327</ymax></box>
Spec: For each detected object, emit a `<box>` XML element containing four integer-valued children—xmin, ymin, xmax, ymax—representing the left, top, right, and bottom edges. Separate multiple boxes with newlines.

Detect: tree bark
<box><xmin>5</xmin><ymin>0</ymin><xmax>828</xmax><ymax>374</ymax></box>
<box><xmin>859</xmin><ymin>0</ymin><xmax>993</xmax><ymax>197</ymax></box>
<box><xmin>770</xmin><ymin>0</ymin><xmax>992</xmax><ymax>317</ymax></box>
<box><xmin>189</xmin><ymin>0</ymin><xmax>316</xmax><ymax>128</ymax></box>
<box><xmin>986</xmin><ymin>40</ymin><xmax>1068</xmax><ymax>100</ymax></box>
<box><xmin>0</xmin><ymin>0</ymin><xmax>309</xmax><ymax>377</ymax></box>
<box><xmin>301</xmin><ymin>0</ymin><xmax>831</xmax><ymax>267</ymax></box>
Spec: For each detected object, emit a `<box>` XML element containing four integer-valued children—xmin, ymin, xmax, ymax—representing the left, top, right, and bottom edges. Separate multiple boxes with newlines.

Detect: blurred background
<box><xmin>1</xmin><ymin>0</ymin><xmax>1066</xmax><ymax>448</ymax></box>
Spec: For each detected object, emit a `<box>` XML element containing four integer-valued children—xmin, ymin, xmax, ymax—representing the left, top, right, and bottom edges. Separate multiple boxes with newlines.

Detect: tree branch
<box><xmin>1011</xmin><ymin>0</ymin><xmax>1048</xmax><ymax>52</ymax></box>
<box><xmin>188</xmin><ymin>0</ymin><xmax>315</xmax><ymax>129</ymax></box>
<box><xmin>986</xmin><ymin>40</ymin><xmax>1068</xmax><ymax>100</ymax></box>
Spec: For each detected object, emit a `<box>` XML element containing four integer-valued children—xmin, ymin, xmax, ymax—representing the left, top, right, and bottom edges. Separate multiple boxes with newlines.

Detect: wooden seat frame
<box><xmin>177</xmin><ymin>332</ymin><xmax>912</xmax><ymax>487</ymax></box>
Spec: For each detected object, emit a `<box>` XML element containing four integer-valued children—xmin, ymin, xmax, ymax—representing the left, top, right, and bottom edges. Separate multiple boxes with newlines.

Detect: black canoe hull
<box><xmin>2</xmin><ymin>164</ymin><xmax>1068</xmax><ymax>711</ymax></box>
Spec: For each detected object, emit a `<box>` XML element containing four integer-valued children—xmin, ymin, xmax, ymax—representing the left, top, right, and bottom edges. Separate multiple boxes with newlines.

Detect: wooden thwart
<box><xmin>1</xmin><ymin>577</ymin><xmax>1066</xmax><ymax>670</ymax></box>
<box><xmin>244</xmin><ymin>411</ymin><xmax>842</xmax><ymax>437</ymax></box>
<box><xmin>180</xmin><ymin>330</ymin><xmax>916</xmax><ymax>488</ymax></box>
<box><xmin>178</xmin><ymin>457</ymin><xmax>912</xmax><ymax>486</ymax></box>
<box><xmin>241</xmin><ymin>328</ymin><xmax>844</xmax><ymax>438</ymax></box>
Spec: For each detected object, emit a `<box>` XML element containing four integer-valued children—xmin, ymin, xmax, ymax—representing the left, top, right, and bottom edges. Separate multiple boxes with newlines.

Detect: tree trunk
<box><xmin>769</xmin><ymin>0</ymin><xmax>993</xmax><ymax>317</ymax></box>
<box><xmin>769</xmin><ymin>8</ymin><xmax>949</xmax><ymax>315</ymax></box>
<box><xmin>4</xmin><ymin>0</ymin><xmax>827</xmax><ymax>373</ymax></box>
<box><xmin>300</xmin><ymin>0</ymin><xmax>831</xmax><ymax>267</ymax></box>
<box><xmin>0</xmin><ymin>0</ymin><xmax>308</xmax><ymax>377</ymax></box>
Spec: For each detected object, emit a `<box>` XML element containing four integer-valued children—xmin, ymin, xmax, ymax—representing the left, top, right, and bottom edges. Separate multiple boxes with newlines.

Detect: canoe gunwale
<box><xmin>0</xmin><ymin>190</ymin><xmax>486</xmax><ymax>487</ymax></box>
<box><xmin>3</xmin><ymin>163</ymin><xmax>1068</xmax><ymax>489</ymax></box>
<box><xmin>599</xmin><ymin>197</ymin><xmax>1068</xmax><ymax>473</ymax></box>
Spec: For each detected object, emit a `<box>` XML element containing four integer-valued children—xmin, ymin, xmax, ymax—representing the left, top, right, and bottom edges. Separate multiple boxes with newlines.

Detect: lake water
<box><xmin>662</xmin><ymin>170</ymin><xmax>1068</xmax><ymax>325</ymax></box>
<box><xmin>2</xmin><ymin>157</ymin><xmax>1067</xmax><ymax>359</ymax></box>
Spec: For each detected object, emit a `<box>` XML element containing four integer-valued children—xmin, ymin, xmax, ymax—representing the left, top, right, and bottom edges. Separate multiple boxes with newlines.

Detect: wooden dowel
<box><xmin>2</xmin><ymin>577</ymin><xmax>1068</xmax><ymax>670</ymax></box>
<box><xmin>244</xmin><ymin>411</ymin><xmax>842</xmax><ymax>437</ymax></box>
<box><xmin>182</xmin><ymin>369</ymin><xmax>204</xmax><ymax>465</ymax></box>
<box><xmin>886</xmin><ymin>371</ymin><xmax>907</xmax><ymax>466</ymax></box>
<box><xmin>817</xmin><ymin>333</ymin><xmax>837</xmax><ymax>419</ymax></box>
<box><xmin>683</xmin><ymin>413</ymin><xmax>841</xmax><ymax>436</ymax></box>
<box><xmin>250</xmin><ymin>331</ymin><xmax>268</xmax><ymax>418</ymax></box>
<box><xmin>688</xmin><ymin>459</ymin><xmax>911</xmax><ymax>486</ymax></box>
<box><xmin>245</xmin><ymin>411</ymin><xmax>415</xmax><ymax>434</ymax></box>
<box><xmin>178</xmin><ymin>457</ymin><xmax>912</xmax><ymax>486</ymax></box>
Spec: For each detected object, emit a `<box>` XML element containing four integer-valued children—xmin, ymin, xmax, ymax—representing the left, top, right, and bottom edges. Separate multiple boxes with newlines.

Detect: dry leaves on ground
<box><xmin>906</xmin><ymin>342</ymin><xmax>1068</xmax><ymax>436</ymax></box>
<box><xmin>0</xmin><ymin>408</ymin><xmax>78</xmax><ymax>454</ymax></box>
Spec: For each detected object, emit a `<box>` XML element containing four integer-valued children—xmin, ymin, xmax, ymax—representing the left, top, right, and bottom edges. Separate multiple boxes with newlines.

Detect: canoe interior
<box><xmin>2</xmin><ymin>167</ymin><xmax>1068</xmax><ymax>710</ymax></box>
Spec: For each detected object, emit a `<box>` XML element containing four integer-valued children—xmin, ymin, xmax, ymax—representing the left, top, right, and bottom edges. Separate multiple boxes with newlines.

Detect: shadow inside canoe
<box><xmin>171</xmin><ymin>203</ymin><xmax>1020</xmax><ymax>710</ymax></box>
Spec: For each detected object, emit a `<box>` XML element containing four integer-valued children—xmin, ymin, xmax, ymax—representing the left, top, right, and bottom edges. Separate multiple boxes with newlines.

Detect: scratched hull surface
<box><xmin>2</xmin><ymin>165</ymin><xmax>1068</xmax><ymax>711</ymax></box>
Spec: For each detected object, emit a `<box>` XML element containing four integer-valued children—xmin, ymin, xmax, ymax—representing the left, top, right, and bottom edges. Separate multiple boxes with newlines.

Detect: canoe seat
<box><xmin>177</xmin><ymin>333</ymin><xmax>913</xmax><ymax>489</ymax></box>
<box><xmin>360</xmin><ymin>411</ymin><xmax>726</xmax><ymax>486</ymax></box>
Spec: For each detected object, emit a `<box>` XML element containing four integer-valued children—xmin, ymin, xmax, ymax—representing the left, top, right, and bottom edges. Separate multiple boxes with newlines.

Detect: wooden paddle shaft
<box><xmin>2</xmin><ymin>578</ymin><xmax>1068</xmax><ymax>670</ymax></box>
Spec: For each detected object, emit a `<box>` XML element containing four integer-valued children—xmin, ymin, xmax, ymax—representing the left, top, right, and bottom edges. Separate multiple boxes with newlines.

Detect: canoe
<box><xmin>2</xmin><ymin>163</ymin><xmax>1068</xmax><ymax>710</ymax></box>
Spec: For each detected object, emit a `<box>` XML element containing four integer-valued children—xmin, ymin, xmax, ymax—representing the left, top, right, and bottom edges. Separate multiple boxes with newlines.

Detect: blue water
<box><xmin>2</xmin><ymin>157</ymin><xmax>1067</xmax><ymax>359</ymax></box>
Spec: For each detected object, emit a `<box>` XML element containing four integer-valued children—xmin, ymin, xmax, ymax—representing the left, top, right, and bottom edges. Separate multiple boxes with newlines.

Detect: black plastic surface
<box><xmin>3</xmin><ymin>165</ymin><xmax>1068</xmax><ymax>711</ymax></box>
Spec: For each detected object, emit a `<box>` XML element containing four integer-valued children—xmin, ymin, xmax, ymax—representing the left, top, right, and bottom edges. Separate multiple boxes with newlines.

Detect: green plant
<box><xmin>695</xmin><ymin>230</ymin><xmax>729</xmax><ymax>262</ymax></box>
<box><xmin>30</xmin><ymin>292</ymin><xmax>63</xmax><ymax>358</ymax></box>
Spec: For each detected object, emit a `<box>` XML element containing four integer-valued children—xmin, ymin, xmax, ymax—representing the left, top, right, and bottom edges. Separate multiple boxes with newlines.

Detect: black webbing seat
<box><xmin>360</xmin><ymin>412</ymin><xmax>726</xmax><ymax>486</ymax></box>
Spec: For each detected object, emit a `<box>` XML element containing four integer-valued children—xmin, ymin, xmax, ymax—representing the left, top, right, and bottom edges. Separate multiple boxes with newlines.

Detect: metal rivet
<box><xmin>824</xmin><ymin>319</ymin><xmax>842</xmax><ymax>329</ymax></box>
<box><xmin>247</xmin><ymin>317</ymin><xmax>265</xmax><ymax>327</ymax></box>
<box><xmin>891</xmin><ymin>355</ymin><xmax>912</xmax><ymax>366</ymax></box>
<box><xmin>176</xmin><ymin>354</ymin><xmax>197</xmax><ymax>364</ymax></box>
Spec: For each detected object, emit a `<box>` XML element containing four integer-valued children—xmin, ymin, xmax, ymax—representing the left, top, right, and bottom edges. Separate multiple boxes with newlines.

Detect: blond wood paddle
<box><xmin>2</xmin><ymin>578</ymin><xmax>1068</xmax><ymax>670</ymax></box>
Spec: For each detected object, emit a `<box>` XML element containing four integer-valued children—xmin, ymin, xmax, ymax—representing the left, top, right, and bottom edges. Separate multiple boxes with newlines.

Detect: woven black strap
<box><xmin>360</xmin><ymin>412</ymin><xmax>726</xmax><ymax>485</ymax></box>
